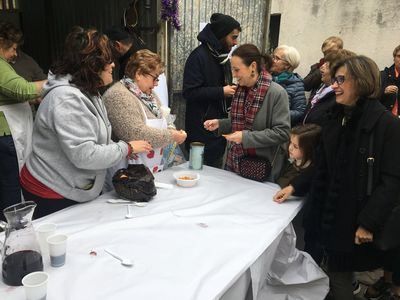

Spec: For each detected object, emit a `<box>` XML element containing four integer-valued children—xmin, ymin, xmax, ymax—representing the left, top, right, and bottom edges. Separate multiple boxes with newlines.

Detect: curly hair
<box><xmin>51</xmin><ymin>27</ymin><xmax>113</xmax><ymax>95</ymax></box>
<box><xmin>125</xmin><ymin>49</ymin><xmax>164</xmax><ymax>79</ymax></box>
<box><xmin>0</xmin><ymin>21</ymin><xmax>23</xmax><ymax>49</ymax></box>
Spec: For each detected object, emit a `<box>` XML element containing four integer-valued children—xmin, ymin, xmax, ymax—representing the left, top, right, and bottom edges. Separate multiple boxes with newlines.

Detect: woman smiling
<box><xmin>204</xmin><ymin>44</ymin><xmax>290</xmax><ymax>181</ymax></box>
<box><xmin>304</xmin><ymin>56</ymin><xmax>400</xmax><ymax>299</ymax></box>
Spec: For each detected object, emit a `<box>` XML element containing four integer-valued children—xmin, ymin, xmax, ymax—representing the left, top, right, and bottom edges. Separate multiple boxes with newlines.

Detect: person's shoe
<box><xmin>365</xmin><ymin>277</ymin><xmax>392</xmax><ymax>299</ymax></box>
<box><xmin>353</xmin><ymin>279</ymin><xmax>362</xmax><ymax>295</ymax></box>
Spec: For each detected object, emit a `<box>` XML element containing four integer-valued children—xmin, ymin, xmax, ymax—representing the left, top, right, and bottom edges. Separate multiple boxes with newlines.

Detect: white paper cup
<box><xmin>47</xmin><ymin>234</ymin><xmax>68</xmax><ymax>267</ymax></box>
<box><xmin>22</xmin><ymin>271</ymin><xmax>49</xmax><ymax>300</ymax></box>
<box><xmin>36</xmin><ymin>223</ymin><xmax>57</xmax><ymax>255</ymax></box>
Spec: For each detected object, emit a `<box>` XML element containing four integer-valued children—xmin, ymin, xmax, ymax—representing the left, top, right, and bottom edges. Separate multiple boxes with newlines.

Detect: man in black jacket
<box><xmin>380</xmin><ymin>44</ymin><xmax>400</xmax><ymax>116</ymax></box>
<box><xmin>183</xmin><ymin>13</ymin><xmax>241</xmax><ymax>168</ymax></box>
<box><xmin>104</xmin><ymin>26</ymin><xmax>145</xmax><ymax>80</ymax></box>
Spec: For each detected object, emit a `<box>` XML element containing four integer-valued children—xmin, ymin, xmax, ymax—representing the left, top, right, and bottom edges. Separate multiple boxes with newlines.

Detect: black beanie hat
<box><xmin>104</xmin><ymin>26</ymin><xmax>131</xmax><ymax>42</ymax></box>
<box><xmin>209</xmin><ymin>13</ymin><xmax>240</xmax><ymax>40</ymax></box>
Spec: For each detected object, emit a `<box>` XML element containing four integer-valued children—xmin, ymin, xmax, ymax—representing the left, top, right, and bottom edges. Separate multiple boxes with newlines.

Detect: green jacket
<box><xmin>0</xmin><ymin>56</ymin><xmax>38</xmax><ymax>135</ymax></box>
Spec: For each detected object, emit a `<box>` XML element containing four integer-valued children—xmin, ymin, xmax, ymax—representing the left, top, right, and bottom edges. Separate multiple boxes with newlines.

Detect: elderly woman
<box><xmin>20</xmin><ymin>27</ymin><xmax>151</xmax><ymax>219</ymax></box>
<box><xmin>304</xmin><ymin>56</ymin><xmax>400</xmax><ymax>299</ymax></box>
<box><xmin>102</xmin><ymin>49</ymin><xmax>186</xmax><ymax>183</ymax></box>
<box><xmin>204</xmin><ymin>44</ymin><xmax>290</xmax><ymax>181</ymax></box>
<box><xmin>302</xmin><ymin>49</ymin><xmax>355</xmax><ymax>125</ymax></box>
<box><xmin>271</xmin><ymin>45</ymin><xmax>306</xmax><ymax>126</ymax></box>
<box><xmin>0</xmin><ymin>21</ymin><xmax>46</xmax><ymax>216</ymax></box>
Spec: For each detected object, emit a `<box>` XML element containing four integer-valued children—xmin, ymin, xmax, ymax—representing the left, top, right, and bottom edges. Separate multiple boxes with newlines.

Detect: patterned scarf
<box><xmin>207</xmin><ymin>43</ymin><xmax>233</xmax><ymax>114</ymax></box>
<box><xmin>226</xmin><ymin>70</ymin><xmax>272</xmax><ymax>173</ymax></box>
<box><xmin>120</xmin><ymin>76</ymin><xmax>161</xmax><ymax>118</ymax></box>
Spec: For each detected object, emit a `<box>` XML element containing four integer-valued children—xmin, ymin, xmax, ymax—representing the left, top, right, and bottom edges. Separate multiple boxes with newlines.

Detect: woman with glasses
<box><xmin>20</xmin><ymin>27</ymin><xmax>152</xmax><ymax>218</ymax></box>
<box><xmin>303</xmin><ymin>55</ymin><xmax>400</xmax><ymax>300</ymax></box>
<box><xmin>103</xmin><ymin>49</ymin><xmax>186</xmax><ymax>188</ymax></box>
<box><xmin>271</xmin><ymin>45</ymin><xmax>306</xmax><ymax>126</ymax></box>
<box><xmin>302</xmin><ymin>49</ymin><xmax>355</xmax><ymax>126</ymax></box>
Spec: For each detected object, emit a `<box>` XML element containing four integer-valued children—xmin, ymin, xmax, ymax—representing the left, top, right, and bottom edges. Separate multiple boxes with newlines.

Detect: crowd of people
<box><xmin>0</xmin><ymin>11</ymin><xmax>400</xmax><ymax>299</ymax></box>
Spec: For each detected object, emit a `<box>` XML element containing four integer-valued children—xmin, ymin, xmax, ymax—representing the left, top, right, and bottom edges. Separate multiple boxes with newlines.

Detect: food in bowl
<box><xmin>178</xmin><ymin>176</ymin><xmax>195</xmax><ymax>180</ymax></box>
<box><xmin>173</xmin><ymin>171</ymin><xmax>200</xmax><ymax>187</ymax></box>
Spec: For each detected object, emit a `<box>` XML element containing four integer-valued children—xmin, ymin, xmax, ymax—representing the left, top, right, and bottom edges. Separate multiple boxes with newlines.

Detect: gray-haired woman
<box><xmin>271</xmin><ymin>45</ymin><xmax>306</xmax><ymax>126</ymax></box>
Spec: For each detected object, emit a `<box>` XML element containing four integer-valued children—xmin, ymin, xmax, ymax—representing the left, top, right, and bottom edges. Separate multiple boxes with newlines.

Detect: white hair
<box><xmin>276</xmin><ymin>45</ymin><xmax>301</xmax><ymax>71</ymax></box>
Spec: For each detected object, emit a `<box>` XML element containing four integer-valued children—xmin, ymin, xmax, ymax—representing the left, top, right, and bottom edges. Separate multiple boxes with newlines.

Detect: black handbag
<box><xmin>366</xmin><ymin>133</ymin><xmax>400</xmax><ymax>251</ymax></box>
<box><xmin>112</xmin><ymin>164</ymin><xmax>157</xmax><ymax>202</ymax></box>
<box><xmin>238</xmin><ymin>156</ymin><xmax>271</xmax><ymax>182</ymax></box>
<box><xmin>238</xmin><ymin>147</ymin><xmax>279</xmax><ymax>182</ymax></box>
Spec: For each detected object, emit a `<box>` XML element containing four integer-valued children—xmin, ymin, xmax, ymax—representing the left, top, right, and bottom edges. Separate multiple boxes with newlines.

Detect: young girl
<box><xmin>273</xmin><ymin>124</ymin><xmax>321</xmax><ymax>203</ymax></box>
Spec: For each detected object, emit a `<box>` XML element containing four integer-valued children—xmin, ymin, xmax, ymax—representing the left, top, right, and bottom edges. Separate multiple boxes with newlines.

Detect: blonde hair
<box><xmin>321</xmin><ymin>36</ymin><xmax>343</xmax><ymax>52</ymax></box>
<box><xmin>125</xmin><ymin>49</ymin><xmax>165</xmax><ymax>78</ymax></box>
<box><xmin>276</xmin><ymin>45</ymin><xmax>301</xmax><ymax>71</ymax></box>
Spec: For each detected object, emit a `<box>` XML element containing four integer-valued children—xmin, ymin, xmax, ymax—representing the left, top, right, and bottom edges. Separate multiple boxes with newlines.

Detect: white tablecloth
<box><xmin>0</xmin><ymin>165</ymin><xmax>328</xmax><ymax>300</ymax></box>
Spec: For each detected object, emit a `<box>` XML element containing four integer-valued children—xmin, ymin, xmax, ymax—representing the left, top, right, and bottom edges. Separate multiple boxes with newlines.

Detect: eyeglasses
<box><xmin>146</xmin><ymin>73</ymin><xmax>160</xmax><ymax>83</ymax></box>
<box><xmin>331</xmin><ymin>75</ymin><xmax>345</xmax><ymax>85</ymax></box>
<box><xmin>272</xmin><ymin>55</ymin><xmax>288</xmax><ymax>63</ymax></box>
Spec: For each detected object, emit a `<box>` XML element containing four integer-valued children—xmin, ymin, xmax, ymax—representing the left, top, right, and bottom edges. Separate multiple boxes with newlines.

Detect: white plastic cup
<box><xmin>22</xmin><ymin>271</ymin><xmax>49</xmax><ymax>300</ymax></box>
<box><xmin>47</xmin><ymin>234</ymin><xmax>68</xmax><ymax>267</ymax></box>
<box><xmin>36</xmin><ymin>223</ymin><xmax>57</xmax><ymax>255</ymax></box>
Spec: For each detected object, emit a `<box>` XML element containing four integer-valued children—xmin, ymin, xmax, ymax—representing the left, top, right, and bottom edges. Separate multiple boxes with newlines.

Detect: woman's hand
<box><xmin>170</xmin><ymin>129</ymin><xmax>187</xmax><ymax>144</ymax></box>
<box><xmin>128</xmin><ymin>140</ymin><xmax>152</xmax><ymax>153</ymax></box>
<box><xmin>223</xmin><ymin>131</ymin><xmax>243</xmax><ymax>144</ymax></box>
<box><xmin>354</xmin><ymin>226</ymin><xmax>373</xmax><ymax>245</ymax></box>
<box><xmin>203</xmin><ymin>119</ymin><xmax>219</xmax><ymax>131</ymax></box>
<box><xmin>273</xmin><ymin>185</ymin><xmax>294</xmax><ymax>203</ymax></box>
<box><xmin>384</xmin><ymin>85</ymin><xmax>398</xmax><ymax>94</ymax></box>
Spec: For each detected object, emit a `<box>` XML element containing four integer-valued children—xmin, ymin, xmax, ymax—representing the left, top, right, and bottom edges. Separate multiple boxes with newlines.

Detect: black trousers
<box><xmin>21</xmin><ymin>187</ymin><xmax>77</xmax><ymax>220</ymax></box>
<box><xmin>0</xmin><ymin>135</ymin><xmax>21</xmax><ymax>221</ymax></box>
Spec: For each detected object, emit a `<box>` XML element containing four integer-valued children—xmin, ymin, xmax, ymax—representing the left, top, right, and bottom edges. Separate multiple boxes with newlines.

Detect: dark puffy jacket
<box><xmin>380</xmin><ymin>64</ymin><xmax>400</xmax><ymax>114</ymax></box>
<box><xmin>182</xmin><ymin>24</ymin><xmax>228</xmax><ymax>163</ymax></box>
<box><xmin>273</xmin><ymin>72</ymin><xmax>306</xmax><ymax>126</ymax></box>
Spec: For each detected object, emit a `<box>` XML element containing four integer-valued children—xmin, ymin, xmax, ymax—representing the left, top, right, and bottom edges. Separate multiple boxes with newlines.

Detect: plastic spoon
<box><xmin>106</xmin><ymin>199</ymin><xmax>148</xmax><ymax>207</ymax></box>
<box><xmin>104</xmin><ymin>249</ymin><xmax>133</xmax><ymax>267</ymax></box>
<box><xmin>125</xmin><ymin>204</ymin><xmax>134</xmax><ymax>219</ymax></box>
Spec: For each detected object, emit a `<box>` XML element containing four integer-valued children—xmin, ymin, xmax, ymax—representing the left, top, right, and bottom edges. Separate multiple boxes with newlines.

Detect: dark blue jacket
<box><xmin>182</xmin><ymin>24</ymin><xmax>228</xmax><ymax>162</ymax></box>
<box><xmin>273</xmin><ymin>72</ymin><xmax>306</xmax><ymax>126</ymax></box>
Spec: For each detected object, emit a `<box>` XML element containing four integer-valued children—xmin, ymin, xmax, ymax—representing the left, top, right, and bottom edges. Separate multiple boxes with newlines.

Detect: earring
<box><xmin>251</xmin><ymin>70</ymin><xmax>255</xmax><ymax>78</ymax></box>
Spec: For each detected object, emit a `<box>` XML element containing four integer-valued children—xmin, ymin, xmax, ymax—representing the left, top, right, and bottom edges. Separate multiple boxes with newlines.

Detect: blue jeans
<box><xmin>0</xmin><ymin>135</ymin><xmax>21</xmax><ymax>220</ymax></box>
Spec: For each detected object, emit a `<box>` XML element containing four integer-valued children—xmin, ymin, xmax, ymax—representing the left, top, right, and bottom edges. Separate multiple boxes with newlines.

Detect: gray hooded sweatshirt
<box><xmin>26</xmin><ymin>73</ymin><xmax>129</xmax><ymax>202</ymax></box>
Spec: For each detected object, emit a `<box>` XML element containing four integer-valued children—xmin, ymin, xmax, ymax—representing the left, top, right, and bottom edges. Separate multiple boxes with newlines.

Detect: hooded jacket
<box><xmin>25</xmin><ymin>73</ymin><xmax>129</xmax><ymax>201</ymax></box>
<box><xmin>182</xmin><ymin>24</ymin><xmax>229</xmax><ymax>163</ymax></box>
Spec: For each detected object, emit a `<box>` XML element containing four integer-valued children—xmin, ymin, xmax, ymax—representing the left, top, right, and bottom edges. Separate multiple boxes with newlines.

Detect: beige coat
<box><xmin>103</xmin><ymin>82</ymin><xmax>173</xmax><ymax>148</ymax></box>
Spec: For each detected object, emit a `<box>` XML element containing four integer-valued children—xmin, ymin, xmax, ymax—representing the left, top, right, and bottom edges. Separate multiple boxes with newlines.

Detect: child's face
<box><xmin>288</xmin><ymin>135</ymin><xmax>303</xmax><ymax>161</ymax></box>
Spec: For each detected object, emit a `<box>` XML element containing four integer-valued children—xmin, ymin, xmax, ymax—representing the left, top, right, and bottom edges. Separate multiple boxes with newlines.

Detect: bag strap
<box><xmin>366</xmin><ymin>132</ymin><xmax>374</xmax><ymax>196</ymax></box>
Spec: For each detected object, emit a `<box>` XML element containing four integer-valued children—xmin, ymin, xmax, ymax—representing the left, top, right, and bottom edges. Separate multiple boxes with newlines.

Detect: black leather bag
<box><xmin>112</xmin><ymin>164</ymin><xmax>157</xmax><ymax>202</ymax></box>
<box><xmin>238</xmin><ymin>156</ymin><xmax>272</xmax><ymax>182</ymax></box>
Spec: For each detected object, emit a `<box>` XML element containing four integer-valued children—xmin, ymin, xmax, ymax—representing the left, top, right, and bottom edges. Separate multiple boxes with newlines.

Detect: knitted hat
<box><xmin>104</xmin><ymin>26</ymin><xmax>130</xmax><ymax>42</ymax></box>
<box><xmin>209</xmin><ymin>13</ymin><xmax>240</xmax><ymax>40</ymax></box>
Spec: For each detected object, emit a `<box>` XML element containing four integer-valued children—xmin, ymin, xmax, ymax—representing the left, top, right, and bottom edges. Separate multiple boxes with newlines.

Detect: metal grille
<box><xmin>169</xmin><ymin>0</ymin><xmax>270</xmax><ymax>130</ymax></box>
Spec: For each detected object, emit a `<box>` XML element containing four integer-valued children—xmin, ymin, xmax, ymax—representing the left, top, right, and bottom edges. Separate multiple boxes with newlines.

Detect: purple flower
<box><xmin>161</xmin><ymin>0</ymin><xmax>181</xmax><ymax>30</ymax></box>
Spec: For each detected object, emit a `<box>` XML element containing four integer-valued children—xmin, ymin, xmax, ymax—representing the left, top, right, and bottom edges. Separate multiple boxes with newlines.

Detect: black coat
<box><xmin>304</xmin><ymin>98</ymin><xmax>400</xmax><ymax>271</ymax></box>
<box><xmin>380</xmin><ymin>64</ymin><xmax>400</xmax><ymax>113</ymax></box>
<box><xmin>182</xmin><ymin>24</ymin><xmax>228</xmax><ymax>162</ymax></box>
<box><xmin>303</xmin><ymin>89</ymin><xmax>336</xmax><ymax>126</ymax></box>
